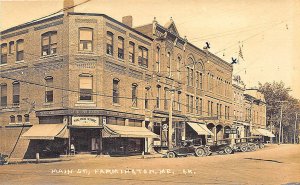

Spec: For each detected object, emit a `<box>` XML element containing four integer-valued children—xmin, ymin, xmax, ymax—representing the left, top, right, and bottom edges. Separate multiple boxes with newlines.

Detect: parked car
<box><xmin>234</xmin><ymin>136</ymin><xmax>264</xmax><ymax>152</ymax></box>
<box><xmin>206</xmin><ymin>139</ymin><xmax>235</xmax><ymax>155</ymax></box>
<box><xmin>166</xmin><ymin>139</ymin><xmax>209</xmax><ymax>158</ymax></box>
<box><xmin>247</xmin><ymin>136</ymin><xmax>265</xmax><ymax>149</ymax></box>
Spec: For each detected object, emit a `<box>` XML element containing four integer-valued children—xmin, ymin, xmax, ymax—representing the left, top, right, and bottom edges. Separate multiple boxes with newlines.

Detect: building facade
<box><xmin>0</xmin><ymin>4</ymin><xmax>271</xmax><ymax>158</ymax></box>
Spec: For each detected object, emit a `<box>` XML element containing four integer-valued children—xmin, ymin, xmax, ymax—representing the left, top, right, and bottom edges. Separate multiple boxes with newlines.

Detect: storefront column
<box><xmin>98</xmin><ymin>129</ymin><xmax>102</xmax><ymax>155</ymax></box>
<box><xmin>146</xmin><ymin>121</ymin><xmax>154</xmax><ymax>153</ymax></box>
<box><xmin>125</xmin><ymin>119</ymin><xmax>129</xmax><ymax>126</ymax></box>
<box><xmin>213</xmin><ymin>127</ymin><xmax>217</xmax><ymax>141</ymax></box>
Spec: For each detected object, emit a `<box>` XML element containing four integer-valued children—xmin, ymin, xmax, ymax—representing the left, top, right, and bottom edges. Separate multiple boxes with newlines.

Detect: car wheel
<box><xmin>240</xmin><ymin>145</ymin><xmax>248</xmax><ymax>152</ymax></box>
<box><xmin>224</xmin><ymin>147</ymin><xmax>233</xmax><ymax>154</ymax></box>
<box><xmin>195</xmin><ymin>148</ymin><xmax>205</xmax><ymax>157</ymax></box>
<box><xmin>249</xmin><ymin>144</ymin><xmax>256</xmax><ymax>151</ymax></box>
<box><xmin>167</xmin><ymin>152</ymin><xmax>176</xmax><ymax>158</ymax></box>
<box><xmin>259</xmin><ymin>143</ymin><xmax>265</xmax><ymax>149</ymax></box>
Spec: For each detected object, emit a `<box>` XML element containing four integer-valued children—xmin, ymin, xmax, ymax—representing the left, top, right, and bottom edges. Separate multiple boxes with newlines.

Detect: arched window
<box><xmin>0</xmin><ymin>83</ymin><xmax>7</xmax><ymax>107</ymax></box>
<box><xmin>167</xmin><ymin>52</ymin><xmax>171</xmax><ymax>77</ymax></box>
<box><xmin>24</xmin><ymin>114</ymin><xmax>30</xmax><ymax>123</ymax></box>
<box><xmin>9</xmin><ymin>41</ymin><xmax>14</xmax><ymax>54</ymax></box>
<box><xmin>129</xmin><ymin>41</ymin><xmax>135</xmax><ymax>63</ymax></box>
<box><xmin>155</xmin><ymin>47</ymin><xmax>160</xmax><ymax>72</ymax></box>
<box><xmin>131</xmin><ymin>83</ymin><xmax>138</xmax><ymax>107</ymax></box>
<box><xmin>16</xmin><ymin>39</ymin><xmax>24</xmax><ymax>61</ymax></box>
<box><xmin>79</xmin><ymin>74</ymin><xmax>93</xmax><ymax>101</ymax></box>
<box><xmin>138</xmin><ymin>46</ymin><xmax>148</xmax><ymax>68</ymax></box>
<box><xmin>17</xmin><ymin>115</ymin><xmax>22</xmax><ymax>123</ymax></box>
<box><xmin>106</xmin><ymin>32</ymin><xmax>113</xmax><ymax>55</ymax></box>
<box><xmin>12</xmin><ymin>81</ymin><xmax>20</xmax><ymax>106</ymax></box>
<box><xmin>177</xmin><ymin>56</ymin><xmax>181</xmax><ymax>80</ymax></box>
<box><xmin>113</xmin><ymin>78</ymin><xmax>120</xmax><ymax>104</ymax></box>
<box><xmin>1</xmin><ymin>43</ymin><xmax>7</xmax><ymax>64</ymax></box>
<box><xmin>79</xmin><ymin>28</ymin><xmax>93</xmax><ymax>51</ymax></box>
<box><xmin>118</xmin><ymin>36</ymin><xmax>124</xmax><ymax>59</ymax></box>
<box><xmin>45</xmin><ymin>76</ymin><xmax>53</xmax><ymax>103</ymax></box>
<box><xmin>42</xmin><ymin>31</ymin><xmax>57</xmax><ymax>56</ymax></box>
<box><xmin>10</xmin><ymin>115</ymin><xmax>15</xmax><ymax>123</ymax></box>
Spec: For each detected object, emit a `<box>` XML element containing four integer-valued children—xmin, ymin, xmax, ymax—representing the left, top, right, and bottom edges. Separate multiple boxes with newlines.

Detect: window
<box><xmin>211</xmin><ymin>101</ymin><xmax>213</xmax><ymax>116</ymax></box>
<box><xmin>79</xmin><ymin>28</ymin><xmax>93</xmax><ymax>51</ymax></box>
<box><xmin>190</xmin><ymin>95</ymin><xmax>194</xmax><ymax>113</ymax></box>
<box><xmin>17</xmin><ymin>115</ymin><xmax>22</xmax><ymax>123</ymax></box>
<box><xmin>186</xmin><ymin>95</ymin><xmax>190</xmax><ymax>112</ymax></box>
<box><xmin>1</xmin><ymin>43</ymin><xmax>7</xmax><ymax>64</ymax></box>
<box><xmin>79</xmin><ymin>74</ymin><xmax>93</xmax><ymax>101</ymax></box>
<box><xmin>10</xmin><ymin>115</ymin><xmax>15</xmax><ymax>123</ymax></box>
<box><xmin>9</xmin><ymin>41</ymin><xmax>14</xmax><ymax>54</ymax></box>
<box><xmin>106</xmin><ymin>32</ymin><xmax>113</xmax><ymax>55</ymax></box>
<box><xmin>164</xmin><ymin>88</ymin><xmax>168</xmax><ymax>110</ymax></box>
<box><xmin>217</xmin><ymin>103</ymin><xmax>219</xmax><ymax>118</ymax></box>
<box><xmin>219</xmin><ymin>104</ymin><xmax>222</xmax><ymax>118</ymax></box>
<box><xmin>155</xmin><ymin>47</ymin><xmax>160</xmax><ymax>72</ymax></box>
<box><xmin>12</xmin><ymin>81</ymin><xmax>20</xmax><ymax>106</ymax></box>
<box><xmin>117</xmin><ymin>37</ymin><xmax>124</xmax><ymax>59</ymax></box>
<box><xmin>129</xmin><ymin>42</ymin><xmax>135</xmax><ymax>63</ymax></box>
<box><xmin>196</xmin><ymin>71</ymin><xmax>199</xmax><ymax>88</ymax></box>
<box><xmin>167</xmin><ymin>52</ymin><xmax>171</xmax><ymax>77</ymax></box>
<box><xmin>200</xmin><ymin>73</ymin><xmax>203</xmax><ymax>89</ymax></box>
<box><xmin>42</xmin><ymin>31</ymin><xmax>57</xmax><ymax>56</ymax></box>
<box><xmin>156</xmin><ymin>85</ymin><xmax>161</xmax><ymax>108</ymax></box>
<box><xmin>145</xmin><ymin>87</ymin><xmax>150</xmax><ymax>109</ymax></box>
<box><xmin>177</xmin><ymin>91</ymin><xmax>181</xmax><ymax>111</ymax></box>
<box><xmin>190</xmin><ymin>68</ymin><xmax>194</xmax><ymax>86</ymax></box>
<box><xmin>16</xmin><ymin>39</ymin><xmax>24</xmax><ymax>61</ymax></box>
<box><xmin>187</xmin><ymin>67</ymin><xmax>190</xmax><ymax>86</ymax></box>
<box><xmin>138</xmin><ymin>46</ymin><xmax>148</xmax><ymax>67</ymax></box>
<box><xmin>45</xmin><ymin>76</ymin><xmax>53</xmax><ymax>103</ymax></box>
<box><xmin>200</xmin><ymin>98</ymin><xmax>203</xmax><ymax>115</ymax></box>
<box><xmin>208</xmin><ymin>100</ymin><xmax>211</xmax><ymax>116</ymax></box>
<box><xmin>0</xmin><ymin>84</ymin><xmax>7</xmax><ymax>107</ymax></box>
<box><xmin>113</xmin><ymin>79</ymin><xmax>119</xmax><ymax>104</ymax></box>
<box><xmin>132</xmin><ymin>84</ymin><xmax>138</xmax><ymax>107</ymax></box>
<box><xmin>177</xmin><ymin>57</ymin><xmax>181</xmax><ymax>80</ymax></box>
<box><xmin>196</xmin><ymin>97</ymin><xmax>199</xmax><ymax>114</ymax></box>
<box><xmin>24</xmin><ymin>114</ymin><xmax>30</xmax><ymax>122</ymax></box>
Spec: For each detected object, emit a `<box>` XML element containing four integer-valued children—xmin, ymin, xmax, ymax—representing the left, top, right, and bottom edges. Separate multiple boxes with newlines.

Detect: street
<box><xmin>0</xmin><ymin>144</ymin><xmax>300</xmax><ymax>185</ymax></box>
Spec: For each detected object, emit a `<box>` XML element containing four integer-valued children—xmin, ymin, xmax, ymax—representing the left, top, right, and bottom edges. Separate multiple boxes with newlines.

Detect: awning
<box><xmin>103</xmin><ymin>124</ymin><xmax>159</xmax><ymax>138</ymax></box>
<box><xmin>22</xmin><ymin>124</ymin><xmax>69</xmax><ymax>140</ymax></box>
<box><xmin>252</xmin><ymin>128</ymin><xmax>275</xmax><ymax>137</ymax></box>
<box><xmin>187</xmin><ymin>122</ymin><xmax>214</xmax><ymax>136</ymax></box>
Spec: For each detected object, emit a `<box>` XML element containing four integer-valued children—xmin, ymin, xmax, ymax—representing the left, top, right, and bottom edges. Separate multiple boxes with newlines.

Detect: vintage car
<box><xmin>206</xmin><ymin>139</ymin><xmax>235</xmax><ymax>155</ymax></box>
<box><xmin>247</xmin><ymin>136</ymin><xmax>265</xmax><ymax>149</ymax></box>
<box><xmin>234</xmin><ymin>136</ymin><xmax>264</xmax><ymax>152</ymax></box>
<box><xmin>166</xmin><ymin>139</ymin><xmax>209</xmax><ymax>158</ymax></box>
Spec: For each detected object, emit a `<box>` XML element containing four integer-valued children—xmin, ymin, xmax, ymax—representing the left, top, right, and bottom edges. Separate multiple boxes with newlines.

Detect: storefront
<box><xmin>185</xmin><ymin>122</ymin><xmax>214</xmax><ymax>145</ymax></box>
<box><xmin>252</xmin><ymin>127</ymin><xmax>275</xmax><ymax>142</ymax></box>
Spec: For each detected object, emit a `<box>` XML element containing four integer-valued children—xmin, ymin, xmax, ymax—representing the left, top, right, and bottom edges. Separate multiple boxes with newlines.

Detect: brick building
<box><xmin>0</xmin><ymin>2</ymin><xmax>271</xmax><ymax>158</ymax></box>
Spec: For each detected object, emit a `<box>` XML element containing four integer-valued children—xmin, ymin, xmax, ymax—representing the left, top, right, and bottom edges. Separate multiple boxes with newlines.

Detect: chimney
<box><xmin>122</xmin><ymin>16</ymin><xmax>133</xmax><ymax>27</ymax></box>
<box><xmin>63</xmin><ymin>0</ymin><xmax>74</xmax><ymax>15</ymax></box>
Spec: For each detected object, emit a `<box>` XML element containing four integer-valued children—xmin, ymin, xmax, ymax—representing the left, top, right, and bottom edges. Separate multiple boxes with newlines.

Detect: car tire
<box><xmin>240</xmin><ymin>145</ymin><xmax>248</xmax><ymax>152</ymax></box>
<box><xmin>249</xmin><ymin>144</ymin><xmax>256</xmax><ymax>151</ymax></box>
<box><xmin>259</xmin><ymin>143</ymin><xmax>265</xmax><ymax>149</ymax></box>
<box><xmin>167</xmin><ymin>152</ymin><xmax>176</xmax><ymax>158</ymax></box>
<box><xmin>224</xmin><ymin>147</ymin><xmax>233</xmax><ymax>154</ymax></box>
<box><xmin>195</xmin><ymin>148</ymin><xmax>205</xmax><ymax>157</ymax></box>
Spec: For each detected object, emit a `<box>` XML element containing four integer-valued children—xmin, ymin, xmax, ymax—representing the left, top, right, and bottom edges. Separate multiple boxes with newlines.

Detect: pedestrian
<box><xmin>70</xmin><ymin>143</ymin><xmax>75</xmax><ymax>155</ymax></box>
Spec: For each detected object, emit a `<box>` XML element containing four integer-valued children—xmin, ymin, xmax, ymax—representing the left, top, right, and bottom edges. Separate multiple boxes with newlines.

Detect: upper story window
<box><xmin>164</xmin><ymin>87</ymin><xmax>168</xmax><ymax>110</ymax></box>
<box><xmin>12</xmin><ymin>81</ymin><xmax>20</xmax><ymax>106</ymax></box>
<box><xmin>17</xmin><ymin>115</ymin><xmax>22</xmax><ymax>123</ymax></box>
<box><xmin>155</xmin><ymin>47</ymin><xmax>160</xmax><ymax>72</ymax></box>
<box><xmin>79</xmin><ymin>28</ymin><xmax>93</xmax><ymax>52</ymax></box>
<box><xmin>42</xmin><ymin>31</ymin><xmax>57</xmax><ymax>56</ymax></box>
<box><xmin>106</xmin><ymin>32</ymin><xmax>113</xmax><ymax>56</ymax></box>
<box><xmin>0</xmin><ymin>83</ymin><xmax>7</xmax><ymax>107</ymax></box>
<box><xmin>113</xmin><ymin>78</ymin><xmax>120</xmax><ymax>104</ymax></box>
<box><xmin>131</xmin><ymin>84</ymin><xmax>138</xmax><ymax>107</ymax></box>
<box><xmin>1</xmin><ymin>43</ymin><xmax>7</xmax><ymax>64</ymax></box>
<box><xmin>129</xmin><ymin>41</ymin><xmax>135</xmax><ymax>63</ymax></box>
<box><xmin>156</xmin><ymin>85</ymin><xmax>161</xmax><ymax>108</ymax></box>
<box><xmin>45</xmin><ymin>76</ymin><xmax>53</xmax><ymax>103</ymax></box>
<box><xmin>196</xmin><ymin>71</ymin><xmax>199</xmax><ymax>89</ymax></box>
<box><xmin>118</xmin><ymin>37</ymin><xmax>124</xmax><ymax>59</ymax></box>
<box><xmin>199</xmin><ymin>73</ymin><xmax>203</xmax><ymax>89</ymax></box>
<box><xmin>10</xmin><ymin>115</ymin><xmax>15</xmax><ymax>123</ymax></box>
<box><xmin>9</xmin><ymin>41</ymin><xmax>14</xmax><ymax>54</ymax></box>
<box><xmin>138</xmin><ymin>46</ymin><xmax>148</xmax><ymax>68</ymax></box>
<box><xmin>24</xmin><ymin>114</ymin><xmax>30</xmax><ymax>122</ymax></box>
<box><xmin>167</xmin><ymin>52</ymin><xmax>171</xmax><ymax>77</ymax></box>
<box><xmin>177</xmin><ymin>56</ymin><xmax>181</xmax><ymax>80</ymax></box>
<box><xmin>16</xmin><ymin>39</ymin><xmax>24</xmax><ymax>61</ymax></box>
<box><xmin>145</xmin><ymin>87</ymin><xmax>150</xmax><ymax>109</ymax></box>
<box><xmin>79</xmin><ymin>74</ymin><xmax>93</xmax><ymax>101</ymax></box>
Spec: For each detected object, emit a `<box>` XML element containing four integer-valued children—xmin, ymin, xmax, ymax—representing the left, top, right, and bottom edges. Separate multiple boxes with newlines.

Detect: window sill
<box><xmin>6</xmin><ymin>122</ymin><xmax>32</xmax><ymax>128</ymax></box>
<box><xmin>40</xmin><ymin>54</ymin><xmax>57</xmax><ymax>59</ymax></box>
<box><xmin>130</xmin><ymin>107</ymin><xmax>139</xmax><ymax>110</ymax></box>
<box><xmin>106</xmin><ymin>54</ymin><xmax>114</xmax><ymax>58</ymax></box>
<box><xmin>75</xmin><ymin>101</ymin><xmax>96</xmax><ymax>107</ymax></box>
<box><xmin>118</xmin><ymin>58</ymin><xmax>125</xmax><ymax>62</ymax></box>
<box><xmin>43</xmin><ymin>102</ymin><xmax>54</xmax><ymax>106</ymax></box>
<box><xmin>15</xmin><ymin>60</ymin><xmax>26</xmax><ymax>64</ymax></box>
<box><xmin>138</xmin><ymin>65</ymin><xmax>148</xmax><ymax>70</ymax></box>
<box><xmin>0</xmin><ymin>63</ymin><xmax>8</xmax><ymax>66</ymax></box>
<box><xmin>113</xmin><ymin>103</ymin><xmax>121</xmax><ymax>107</ymax></box>
<box><xmin>78</xmin><ymin>51</ymin><xmax>94</xmax><ymax>55</ymax></box>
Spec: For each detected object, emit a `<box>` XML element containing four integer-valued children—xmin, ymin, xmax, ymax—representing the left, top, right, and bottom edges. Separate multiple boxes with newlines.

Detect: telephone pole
<box><xmin>277</xmin><ymin>101</ymin><xmax>288</xmax><ymax>145</ymax></box>
<box><xmin>168</xmin><ymin>87</ymin><xmax>175</xmax><ymax>149</ymax></box>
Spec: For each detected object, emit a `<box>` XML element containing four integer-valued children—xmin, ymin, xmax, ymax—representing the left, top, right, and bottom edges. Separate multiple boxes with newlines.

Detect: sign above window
<box><xmin>72</xmin><ymin>116</ymin><xmax>99</xmax><ymax>127</ymax></box>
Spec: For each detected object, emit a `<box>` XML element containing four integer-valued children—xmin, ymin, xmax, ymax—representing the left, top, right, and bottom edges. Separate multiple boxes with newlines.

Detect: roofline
<box><xmin>69</xmin><ymin>12</ymin><xmax>153</xmax><ymax>41</ymax></box>
<box><xmin>0</xmin><ymin>14</ymin><xmax>64</xmax><ymax>35</ymax></box>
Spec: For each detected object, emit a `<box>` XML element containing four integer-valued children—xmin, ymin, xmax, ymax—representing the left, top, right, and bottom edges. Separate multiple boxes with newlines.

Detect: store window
<box><xmin>128</xmin><ymin>119</ymin><xmax>142</xmax><ymax>127</ymax></box>
<box><xmin>106</xmin><ymin>32</ymin><xmax>113</xmax><ymax>55</ymax></box>
<box><xmin>79</xmin><ymin>28</ymin><xmax>93</xmax><ymax>51</ymax></box>
<box><xmin>16</xmin><ymin>39</ymin><xmax>24</xmax><ymax>61</ymax></box>
<box><xmin>45</xmin><ymin>76</ymin><xmax>53</xmax><ymax>103</ymax></box>
<box><xmin>138</xmin><ymin>46</ymin><xmax>148</xmax><ymax>68</ymax></box>
<box><xmin>12</xmin><ymin>81</ymin><xmax>20</xmax><ymax>106</ymax></box>
<box><xmin>42</xmin><ymin>31</ymin><xmax>57</xmax><ymax>56</ymax></box>
<box><xmin>113</xmin><ymin>78</ymin><xmax>119</xmax><ymax>104</ymax></box>
<box><xmin>129</xmin><ymin>41</ymin><xmax>135</xmax><ymax>63</ymax></box>
<box><xmin>131</xmin><ymin>84</ymin><xmax>138</xmax><ymax>107</ymax></box>
<box><xmin>79</xmin><ymin>74</ymin><xmax>93</xmax><ymax>101</ymax></box>
<box><xmin>0</xmin><ymin>83</ymin><xmax>7</xmax><ymax>107</ymax></box>
<box><xmin>1</xmin><ymin>43</ymin><xmax>7</xmax><ymax>64</ymax></box>
<box><xmin>118</xmin><ymin>36</ymin><xmax>124</xmax><ymax>59</ymax></box>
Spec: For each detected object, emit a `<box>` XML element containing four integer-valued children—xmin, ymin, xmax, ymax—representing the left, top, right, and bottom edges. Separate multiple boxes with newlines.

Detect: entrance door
<box><xmin>71</xmin><ymin>128</ymin><xmax>101</xmax><ymax>153</ymax></box>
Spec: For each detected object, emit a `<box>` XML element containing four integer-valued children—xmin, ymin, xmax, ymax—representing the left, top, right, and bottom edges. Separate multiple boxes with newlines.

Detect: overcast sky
<box><xmin>1</xmin><ymin>0</ymin><xmax>299</xmax><ymax>99</ymax></box>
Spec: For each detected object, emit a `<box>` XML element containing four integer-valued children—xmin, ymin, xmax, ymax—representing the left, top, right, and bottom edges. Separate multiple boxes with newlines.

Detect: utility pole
<box><xmin>168</xmin><ymin>87</ymin><xmax>175</xmax><ymax>149</ymax></box>
<box><xmin>277</xmin><ymin>101</ymin><xmax>288</xmax><ymax>145</ymax></box>
<box><xmin>295</xmin><ymin>113</ymin><xmax>298</xmax><ymax>143</ymax></box>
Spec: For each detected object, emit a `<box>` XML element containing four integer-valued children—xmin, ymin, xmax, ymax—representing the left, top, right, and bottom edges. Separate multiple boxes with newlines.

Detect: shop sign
<box><xmin>72</xmin><ymin>116</ymin><xmax>100</xmax><ymax>126</ymax></box>
<box><xmin>225</xmin><ymin>128</ymin><xmax>237</xmax><ymax>134</ymax></box>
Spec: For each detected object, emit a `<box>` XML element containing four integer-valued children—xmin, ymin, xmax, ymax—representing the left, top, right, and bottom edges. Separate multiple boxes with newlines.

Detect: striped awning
<box><xmin>187</xmin><ymin>122</ymin><xmax>214</xmax><ymax>136</ymax></box>
<box><xmin>252</xmin><ymin>128</ymin><xmax>275</xmax><ymax>137</ymax></box>
<box><xmin>103</xmin><ymin>124</ymin><xmax>159</xmax><ymax>138</ymax></box>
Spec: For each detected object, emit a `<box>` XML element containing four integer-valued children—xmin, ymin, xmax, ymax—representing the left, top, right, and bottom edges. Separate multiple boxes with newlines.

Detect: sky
<box><xmin>1</xmin><ymin>0</ymin><xmax>300</xmax><ymax>99</ymax></box>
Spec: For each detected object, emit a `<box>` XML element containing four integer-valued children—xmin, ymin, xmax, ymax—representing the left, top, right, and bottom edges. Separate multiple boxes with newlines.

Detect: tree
<box><xmin>258</xmin><ymin>81</ymin><xmax>300</xmax><ymax>143</ymax></box>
